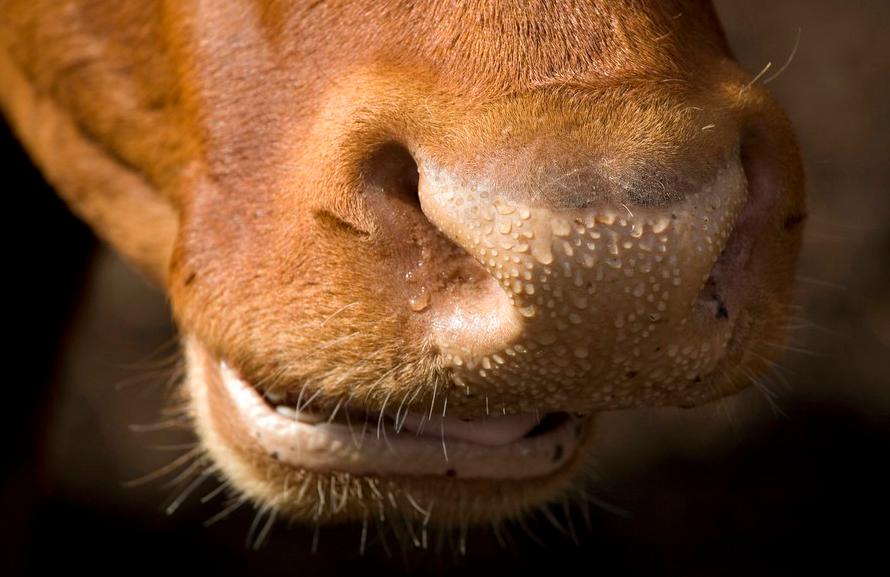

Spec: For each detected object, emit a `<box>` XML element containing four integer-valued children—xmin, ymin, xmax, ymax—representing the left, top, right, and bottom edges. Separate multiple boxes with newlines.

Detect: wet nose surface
<box><xmin>417</xmin><ymin>155</ymin><xmax>748</xmax><ymax>410</ymax></box>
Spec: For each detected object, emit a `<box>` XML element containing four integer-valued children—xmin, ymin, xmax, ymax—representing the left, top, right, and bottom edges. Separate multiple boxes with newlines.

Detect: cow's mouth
<box><xmin>187</xmin><ymin>339</ymin><xmax>592</xmax><ymax>494</ymax></box>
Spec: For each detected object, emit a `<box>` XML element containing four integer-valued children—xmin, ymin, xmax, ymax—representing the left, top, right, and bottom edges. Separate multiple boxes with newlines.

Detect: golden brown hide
<box><xmin>0</xmin><ymin>0</ymin><xmax>804</xmax><ymax>525</ymax></box>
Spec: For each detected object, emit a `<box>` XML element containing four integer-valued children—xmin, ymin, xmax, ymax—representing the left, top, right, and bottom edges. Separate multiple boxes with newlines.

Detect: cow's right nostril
<box><xmin>359</xmin><ymin>143</ymin><xmax>518</xmax><ymax>343</ymax></box>
<box><xmin>361</xmin><ymin>142</ymin><xmax>423</xmax><ymax>236</ymax></box>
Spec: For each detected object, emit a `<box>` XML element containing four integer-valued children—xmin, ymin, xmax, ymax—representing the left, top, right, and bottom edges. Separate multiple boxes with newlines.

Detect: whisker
<box><xmin>165</xmin><ymin>466</ymin><xmax>215</xmax><ymax>515</ymax></box>
<box><xmin>372</xmin><ymin>513</ymin><xmax>392</xmax><ymax>557</ymax></box>
<box><xmin>458</xmin><ymin>520</ymin><xmax>468</xmax><ymax>555</ymax></box>
<box><xmin>315</xmin><ymin>479</ymin><xmax>327</xmax><ymax>520</ymax></box>
<box><xmin>252</xmin><ymin>508</ymin><xmax>277</xmax><ymax>550</ymax></box>
<box><xmin>295</xmin><ymin>475</ymin><xmax>313</xmax><ymax>503</ymax></box>
<box><xmin>161</xmin><ymin>455</ymin><xmax>209</xmax><ymax>489</ymax></box>
<box><xmin>796</xmin><ymin>275</ymin><xmax>848</xmax><ymax>291</ymax></box>
<box><xmin>404</xmin><ymin>491</ymin><xmax>430</xmax><ymax>518</ymax></box>
<box><xmin>427</xmin><ymin>381</ymin><xmax>438</xmax><ymax>421</ymax></box>
<box><xmin>122</xmin><ymin>447</ymin><xmax>202</xmax><ymax>488</ymax></box>
<box><xmin>393</xmin><ymin>388</ymin><xmax>414</xmax><ymax>434</ymax></box>
<box><xmin>326</xmin><ymin>396</ymin><xmax>346</xmax><ymax>423</ymax></box>
<box><xmin>311</xmin><ymin>523</ymin><xmax>321</xmax><ymax>554</ymax></box>
<box><xmin>114</xmin><ymin>365</ymin><xmax>181</xmax><ymax>392</ymax></box>
<box><xmin>578</xmin><ymin>488</ymin><xmax>632</xmax><ymax>519</ymax></box>
<box><xmin>397</xmin><ymin>384</ymin><xmax>425</xmax><ymax>433</ymax></box>
<box><xmin>146</xmin><ymin>442</ymin><xmax>200</xmax><ymax>452</ymax></box>
<box><xmin>359</xmin><ymin>511</ymin><xmax>369</xmax><ymax>555</ymax></box>
<box><xmin>763</xmin><ymin>27</ymin><xmax>802</xmax><ymax>84</ymax></box>
<box><xmin>297</xmin><ymin>386</ymin><xmax>325</xmax><ymax>413</ymax></box>
<box><xmin>245</xmin><ymin>505</ymin><xmax>269</xmax><ymax>549</ymax></box>
<box><xmin>515</xmin><ymin>514</ymin><xmax>545</xmax><ymax>547</ymax></box>
<box><xmin>562</xmin><ymin>499</ymin><xmax>580</xmax><ymax>545</ymax></box>
<box><xmin>743</xmin><ymin>367</ymin><xmax>787</xmax><ymax>418</ymax></box>
<box><xmin>743</xmin><ymin>61</ymin><xmax>772</xmax><ymax>92</ymax></box>
<box><xmin>763</xmin><ymin>341</ymin><xmax>831</xmax><ymax>358</ymax></box>
<box><xmin>204</xmin><ymin>494</ymin><xmax>249</xmax><ymax>527</ymax></box>
<box><xmin>440</xmin><ymin>418</ymin><xmax>449</xmax><ymax>462</ymax></box>
<box><xmin>129</xmin><ymin>418</ymin><xmax>190</xmax><ymax>433</ymax></box>
<box><xmin>377</xmin><ymin>390</ymin><xmax>394</xmax><ymax>440</ymax></box>
<box><xmin>345</xmin><ymin>407</ymin><xmax>361</xmax><ymax>449</ymax></box>
<box><xmin>114</xmin><ymin>335</ymin><xmax>182</xmax><ymax>372</ymax></box>
<box><xmin>200</xmin><ymin>478</ymin><xmax>231</xmax><ymax>504</ymax></box>
<box><xmin>333</xmin><ymin>475</ymin><xmax>350</xmax><ymax>513</ymax></box>
<box><xmin>320</xmin><ymin>301</ymin><xmax>360</xmax><ymax>326</ymax></box>
<box><xmin>539</xmin><ymin>505</ymin><xmax>568</xmax><ymax>536</ymax></box>
<box><xmin>490</xmin><ymin>520</ymin><xmax>508</xmax><ymax>550</ymax></box>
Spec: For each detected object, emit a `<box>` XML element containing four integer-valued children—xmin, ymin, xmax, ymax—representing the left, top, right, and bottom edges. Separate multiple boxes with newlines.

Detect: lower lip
<box><xmin>197</xmin><ymin>347</ymin><xmax>587</xmax><ymax>480</ymax></box>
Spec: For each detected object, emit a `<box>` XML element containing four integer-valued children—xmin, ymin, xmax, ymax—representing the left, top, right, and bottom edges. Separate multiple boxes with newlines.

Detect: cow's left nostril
<box><xmin>695</xmin><ymin>134</ymin><xmax>788</xmax><ymax>328</ymax></box>
<box><xmin>699</xmin><ymin>274</ymin><xmax>731</xmax><ymax>320</ymax></box>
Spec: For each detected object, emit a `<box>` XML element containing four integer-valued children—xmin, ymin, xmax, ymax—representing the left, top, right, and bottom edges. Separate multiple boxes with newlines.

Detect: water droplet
<box><xmin>494</xmin><ymin>200</ymin><xmax>515</xmax><ymax>215</ymax></box>
<box><xmin>531</xmin><ymin>242</ymin><xmax>554</xmax><ymax>265</ymax></box>
<box><xmin>552</xmin><ymin>219</ymin><xmax>571</xmax><ymax>237</ymax></box>
<box><xmin>409</xmin><ymin>287</ymin><xmax>431</xmax><ymax>312</ymax></box>
<box><xmin>537</xmin><ymin>332</ymin><xmax>557</xmax><ymax>345</ymax></box>
<box><xmin>518</xmin><ymin>305</ymin><xmax>536</xmax><ymax>318</ymax></box>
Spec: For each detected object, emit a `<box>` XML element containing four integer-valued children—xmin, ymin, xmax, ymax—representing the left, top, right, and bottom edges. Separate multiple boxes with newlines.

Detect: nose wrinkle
<box><xmin>418</xmin><ymin>158</ymin><xmax>748</xmax><ymax>408</ymax></box>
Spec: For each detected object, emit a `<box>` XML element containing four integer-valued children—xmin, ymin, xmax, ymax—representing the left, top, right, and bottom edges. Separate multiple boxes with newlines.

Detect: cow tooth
<box><xmin>276</xmin><ymin>406</ymin><xmax>299</xmax><ymax>419</ymax></box>
<box><xmin>275</xmin><ymin>405</ymin><xmax>325</xmax><ymax>424</ymax></box>
<box><xmin>294</xmin><ymin>411</ymin><xmax>325</xmax><ymax>424</ymax></box>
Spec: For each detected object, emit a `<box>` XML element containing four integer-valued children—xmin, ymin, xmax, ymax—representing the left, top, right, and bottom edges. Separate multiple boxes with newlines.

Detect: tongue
<box><xmin>398</xmin><ymin>412</ymin><xmax>540</xmax><ymax>446</ymax></box>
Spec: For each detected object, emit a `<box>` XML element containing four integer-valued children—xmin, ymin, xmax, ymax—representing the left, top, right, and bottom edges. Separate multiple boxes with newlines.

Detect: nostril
<box><xmin>358</xmin><ymin>142</ymin><xmax>504</xmax><ymax>325</ymax></box>
<box><xmin>362</xmin><ymin>142</ymin><xmax>422</xmax><ymax>228</ymax></box>
<box><xmin>699</xmin><ymin>273</ymin><xmax>731</xmax><ymax>320</ymax></box>
<box><xmin>696</xmin><ymin>133</ymin><xmax>783</xmax><ymax>322</ymax></box>
<box><xmin>312</xmin><ymin>142</ymin><xmax>419</xmax><ymax>239</ymax></box>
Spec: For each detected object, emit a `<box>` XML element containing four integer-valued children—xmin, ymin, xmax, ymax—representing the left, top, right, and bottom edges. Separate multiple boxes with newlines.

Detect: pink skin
<box><xmin>398</xmin><ymin>412</ymin><xmax>541</xmax><ymax>446</ymax></box>
<box><xmin>198</xmin><ymin>351</ymin><xmax>585</xmax><ymax>480</ymax></box>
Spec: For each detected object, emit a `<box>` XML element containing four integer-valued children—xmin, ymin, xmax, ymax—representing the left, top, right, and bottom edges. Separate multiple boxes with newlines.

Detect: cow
<box><xmin>0</xmin><ymin>0</ymin><xmax>805</xmax><ymax>531</ymax></box>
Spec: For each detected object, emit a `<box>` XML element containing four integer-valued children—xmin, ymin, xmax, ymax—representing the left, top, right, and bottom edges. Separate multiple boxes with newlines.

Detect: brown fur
<box><xmin>1</xmin><ymin>0</ymin><xmax>804</xmax><ymax>525</ymax></box>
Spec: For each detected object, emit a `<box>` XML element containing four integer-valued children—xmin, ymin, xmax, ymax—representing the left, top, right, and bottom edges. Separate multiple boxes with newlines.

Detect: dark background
<box><xmin>3</xmin><ymin>1</ymin><xmax>888</xmax><ymax>575</ymax></box>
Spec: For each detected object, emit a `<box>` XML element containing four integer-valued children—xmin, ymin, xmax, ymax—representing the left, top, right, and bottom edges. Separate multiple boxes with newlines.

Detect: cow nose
<box><xmin>415</xmin><ymin>146</ymin><xmax>749</xmax><ymax>410</ymax></box>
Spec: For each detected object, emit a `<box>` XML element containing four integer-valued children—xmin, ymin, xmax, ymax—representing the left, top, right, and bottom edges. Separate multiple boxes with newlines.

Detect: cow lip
<box><xmin>252</xmin><ymin>369</ymin><xmax>571</xmax><ymax>446</ymax></box>
<box><xmin>193</xmin><ymin>343</ymin><xmax>589</xmax><ymax>481</ymax></box>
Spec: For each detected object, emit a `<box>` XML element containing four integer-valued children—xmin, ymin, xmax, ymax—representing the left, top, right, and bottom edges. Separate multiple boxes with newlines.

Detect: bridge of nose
<box><xmin>415</xmin><ymin>133</ymin><xmax>747</xmax><ymax>409</ymax></box>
